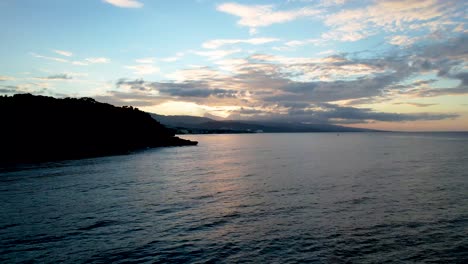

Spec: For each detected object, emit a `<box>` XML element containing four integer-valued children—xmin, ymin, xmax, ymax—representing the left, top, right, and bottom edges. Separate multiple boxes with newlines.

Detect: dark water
<box><xmin>1</xmin><ymin>133</ymin><xmax>467</xmax><ymax>263</ymax></box>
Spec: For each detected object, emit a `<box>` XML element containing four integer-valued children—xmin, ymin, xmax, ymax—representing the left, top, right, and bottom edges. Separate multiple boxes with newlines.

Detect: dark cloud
<box><xmin>413</xmin><ymin>87</ymin><xmax>468</xmax><ymax>97</ymax></box>
<box><xmin>314</xmin><ymin>104</ymin><xmax>458</xmax><ymax>123</ymax></box>
<box><xmin>411</xmin><ymin>79</ymin><xmax>438</xmax><ymax>86</ymax></box>
<box><xmin>282</xmin><ymin>102</ymin><xmax>311</xmax><ymax>109</ymax></box>
<box><xmin>422</xmin><ymin>35</ymin><xmax>468</xmax><ymax>60</ymax></box>
<box><xmin>0</xmin><ymin>85</ymin><xmax>22</xmax><ymax>94</ymax></box>
<box><xmin>116</xmin><ymin>79</ymin><xmax>240</xmax><ymax>98</ymax></box>
<box><xmin>0</xmin><ymin>88</ymin><xmax>16</xmax><ymax>93</ymax></box>
<box><xmin>116</xmin><ymin>35</ymin><xmax>467</xmax><ymax>106</ymax></box>
<box><xmin>229</xmin><ymin>103</ymin><xmax>458</xmax><ymax>124</ymax></box>
<box><xmin>453</xmin><ymin>72</ymin><xmax>468</xmax><ymax>87</ymax></box>
<box><xmin>0</xmin><ymin>85</ymin><xmax>51</xmax><ymax>96</ymax></box>
<box><xmin>344</xmin><ymin>97</ymin><xmax>388</xmax><ymax>106</ymax></box>
<box><xmin>237</xmin><ymin>107</ymin><xmax>265</xmax><ymax>115</ymax></box>
<box><xmin>260</xmin><ymin>72</ymin><xmax>404</xmax><ymax>104</ymax></box>
<box><xmin>116</xmin><ymin>78</ymin><xmax>146</xmax><ymax>90</ymax></box>
<box><xmin>280</xmin><ymin>104</ymin><xmax>459</xmax><ymax>124</ymax></box>
<box><xmin>393</xmin><ymin>102</ymin><xmax>438</xmax><ymax>107</ymax></box>
<box><xmin>159</xmin><ymin>87</ymin><xmax>238</xmax><ymax>98</ymax></box>
<box><xmin>44</xmin><ymin>74</ymin><xmax>73</xmax><ymax>80</ymax></box>
<box><xmin>395</xmin><ymin>71</ymin><xmax>468</xmax><ymax>98</ymax></box>
<box><xmin>103</xmin><ymin>35</ymin><xmax>467</xmax><ymax>125</ymax></box>
<box><xmin>261</xmin><ymin>36</ymin><xmax>468</xmax><ymax>106</ymax></box>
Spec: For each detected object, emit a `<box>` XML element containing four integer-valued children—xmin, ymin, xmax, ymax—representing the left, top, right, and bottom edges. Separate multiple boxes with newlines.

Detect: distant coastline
<box><xmin>150</xmin><ymin>113</ymin><xmax>381</xmax><ymax>134</ymax></box>
<box><xmin>0</xmin><ymin>94</ymin><xmax>197</xmax><ymax>164</ymax></box>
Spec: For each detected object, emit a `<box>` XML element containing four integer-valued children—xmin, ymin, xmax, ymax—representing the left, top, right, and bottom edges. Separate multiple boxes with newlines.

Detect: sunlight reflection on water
<box><xmin>1</xmin><ymin>133</ymin><xmax>467</xmax><ymax>263</ymax></box>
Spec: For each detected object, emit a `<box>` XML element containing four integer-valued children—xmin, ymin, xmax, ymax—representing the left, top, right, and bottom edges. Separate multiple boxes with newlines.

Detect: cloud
<box><xmin>125</xmin><ymin>64</ymin><xmax>160</xmax><ymax>75</ymax></box>
<box><xmin>317</xmin><ymin>49</ymin><xmax>336</xmax><ymax>55</ymax></box>
<box><xmin>31</xmin><ymin>52</ymin><xmax>110</xmax><ymax>66</ymax></box>
<box><xmin>421</xmin><ymin>34</ymin><xmax>468</xmax><ymax>60</ymax></box>
<box><xmin>311</xmin><ymin>104</ymin><xmax>459</xmax><ymax>123</ymax></box>
<box><xmin>388</xmin><ymin>35</ymin><xmax>418</xmax><ymax>46</ymax></box>
<box><xmin>94</xmin><ymin>90</ymin><xmax>167</xmax><ymax>107</ymax></box>
<box><xmin>384</xmin><ymin>71</ymin><xmax>468</xmax><ymax>99</ymax></box>
<box><xmin>85</xmin><ymin>57</ymin><xmax>110</xmax><ymax>64</ymax></box>
<box><xmin>31</xmin><ymin>53</ymin><xmax>68</xmax><ymax>63</ymax></box>
<box><xmin>188</xmin><ymin>36</ymin><xmax>466</xmax><ymax>106</ymax></box>
<box><xmin>0</xmin><ymin>87</ymin><xmax>17</xmax><ymax>94</ymax></box>
<box><xmin>247</xmin><ymin>53</ymin><xmax>387</xmax><ymax>82</ymax></box>
<box><xmin>295</xmin><ymin>103</ymin><xmax>456</xmax><ymax>123</ymax></box>
<box><xmin>217</xmin><ymin>2</ymin><xmax>321</xmax><ymax>33</ymax></box>
<box><xmin>33</xmin><ymin>73</ymin><xmax>89</xmax><ymax>83</ymax></box>
<box><xmin>116</xmin><ymin>78</ymin><xmax>152</xmax><ymax>91</ymax></box>
<box><xmin>453</xmin><ymin>23</ymin><xmax>466</xmax><ymax>33</ymax></box>
<box><xmin>159</xmin><ymin>87</ymin><xmax>238</xmax><ymax>98</ymax></box>
<box><xmin>192</xmin><ymin>49</ymin><xmax>242</xmax><ymax>60</ymax></box>
<box><xmin>95</xmin><ymin>35</ymin><xmax>466</xmax><ymax>125</ymax></box>
<box><xmin>409</xmin><ymin>87</ymin><xmax>468</xmax><ymax>98</ymax></box>
<box><xmin>263</xmin><ymin>73</ymin><xmax>405</xmax><ymax>103</ymax></box>
<box><xmin>393</xmin><ymin>102</ymin><xmax>438</xmax><ymax>107</ymax></box>
<box><xmin>72</xmin><ymin>61</ymin><xmax>89</xmax><ymax>66</ymax></box>
<box><xmin>103</xmin><ymin>0</ymin><xmax>143</xmax><ymax>8</ymax></box>
<box><xmin>202</xmin><ymin>37</ymin><xmax>280</xmax><ymax>49</ymax></box>
<box><xmin>53</xmin><ymin>50</ymin><xmax>73</xmax><ymax>57</ymax></box>
<box><xmin>227</xmin><ymin>102</ymin><xmax>458</xmax><ymax>123</ymax></box>
<box><xmin>116</xmin><ymin>78</ymin><xmax>240</xmax><ymax>99</ymax></box>
<box><xmin>43</xmin><ymin>74</ymin><xmax>73</xmax><ymax>80</ymax></box>
<box><xmin>319</xmin><ymin>0</ymin><xmax>347</xmax><ymax>6</ymax></box>
<box><xmin>0</xmin><ymin>76</ymin><xmax>15</xmax><ymax>81</ymax></box>
<box><xmin>160</xmin><ymin>57</ymin><xmax>179</xmax><ymax>62</ymax></box>
<box><xmin>273</xmin><ymin>38</ymin><xmax>325</xmax><ymax>51</ymax></box>
<box><xmin>323</xmin><ymin>0</ymin><xmax>463</xmax><ymax>42</ymax></box>
<box><xmin>286</xmin><ymin>0</ymin><xmax>348</xmax><ymax>7</ymax></box>
<box><xmin>135</xmin><ymin>57</ymin><xmax>156</xmax><ymax>64</ymax></box>
<box><xmin>165</xmin><ymin>67</ymin><xmax>227</xmax><ymax>82</ymax></box>
<box><xmin>161</xmin><ymin>52</ymin><xmax>185</xmax><ymax>62</ymax></box>
<box><xmin>0</xmin><ymin>83</ymin><xmax>49</xmax><ymax>96</ymax></box>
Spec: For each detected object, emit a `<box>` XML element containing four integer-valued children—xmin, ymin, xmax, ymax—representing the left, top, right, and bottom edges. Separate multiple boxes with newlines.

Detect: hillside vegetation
<box><xmin>0</xmin><ymin>94</ymin><xmax>196</xmax><ymax>163</ymax></box>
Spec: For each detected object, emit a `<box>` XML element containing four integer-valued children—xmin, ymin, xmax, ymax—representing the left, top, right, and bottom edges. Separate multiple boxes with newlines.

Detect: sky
<box><xmin>0</xmin><ymin>0</ymin><xmax>467</xmax><ymax>131</ymax></box>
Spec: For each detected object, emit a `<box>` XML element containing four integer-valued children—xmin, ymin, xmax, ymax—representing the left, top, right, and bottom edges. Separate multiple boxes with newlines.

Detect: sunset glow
<box><xmin>1</xmin><ymin>0</ymin><xmax>467</xmax><ymax>131</ymax></box>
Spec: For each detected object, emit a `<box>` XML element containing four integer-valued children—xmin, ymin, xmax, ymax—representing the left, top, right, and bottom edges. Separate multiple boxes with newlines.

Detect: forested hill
<box><xmin>0</xmin><ymin>94</ymin><xmax>196</xmax><ymax>164</ymax></box>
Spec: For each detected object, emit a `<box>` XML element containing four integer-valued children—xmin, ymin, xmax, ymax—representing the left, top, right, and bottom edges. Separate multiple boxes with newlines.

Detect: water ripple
<box><xmin>1</xmin><ymin>133</ymin><xmax>467</xmax><ymax>263</ymax></box>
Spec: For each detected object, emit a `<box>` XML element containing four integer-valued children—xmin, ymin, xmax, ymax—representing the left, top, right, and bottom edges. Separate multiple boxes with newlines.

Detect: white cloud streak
<box><xmin>136</xmin><ymin>57</ymin><xmax>156</xmax><ymax>64</ymax></box>
<box><xmin>202</xmin><ymin>37</ymin><xmax>280</xmax><ymax>49</ymax></box>
<box><xmin>103</xmin><ymin>0</ymin><xmax>143</xmax><ymax>8</ymax></box>
<box><xmin>53</xmin><ymin>50</ymin><xmax>73</xmax><ymax>57</ymax></box>
<box><xmin>193</xmin><ymin>49</ymin><xmax>242</xmax><ymax>60</ymax></box>
<box><xmin>125</xmin><ymin>64</ymin><xmax>160</xmax><ymax>75</ymax></box>
<box><xmin>217</xmin><ymin>2</ymin><xmax>321</xmax><ymax>33</ymax></box>
<box><xmin>85</xmin><ymin>57</ymin><xmax>110</xmax><ymax>64</ymax></box>
<box><xmin>31</xmin><ymin>53</ymin><xmax>69</xmax><ymax>63</ymax></box>
<box><xmin>161</xmin><ymin>52</ymin><xmax>185</xmax><ymax>62</ymax></box>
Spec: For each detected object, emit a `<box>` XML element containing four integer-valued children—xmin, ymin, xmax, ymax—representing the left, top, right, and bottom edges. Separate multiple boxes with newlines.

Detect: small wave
<box><xmin>78</xmin><ymin>220</ymin><xmax>119</xmax><ymax>231</ymax></box>
<box><xmin>334</xmin><ymin>196</ymin><xmax>374</xmax><ymax>206</ymax></box>
<box><xmin>193</xmin><ymin>194</ymin><xmax>215</xmax><ymax>200</ymax></box>
<box><xmin>186</xmin><ymin>212</ymin><xmax>240</xmax><ymax>232</ymax></box>
<box><xmin>4</xmin><ymin>231</ymin><xmax>81</xmax><ymax>247</ymax></box>
<box><xmin>0</xmin><ymin>223</ymin><xmax>19</xmax><ymax>230</ymax></box>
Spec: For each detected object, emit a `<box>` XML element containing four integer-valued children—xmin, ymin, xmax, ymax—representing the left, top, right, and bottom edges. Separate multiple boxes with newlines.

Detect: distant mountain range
<box><xmin>150</xmin><ymin>113</ymin><xmax>379</xmax><ymax>133</ymax></box>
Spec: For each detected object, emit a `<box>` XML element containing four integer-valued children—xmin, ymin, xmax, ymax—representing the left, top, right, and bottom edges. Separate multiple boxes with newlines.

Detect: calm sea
<box><xmin>1</xmin><ymin>133</ymin><xmax>467</xmax><ymax>263</ymax></box>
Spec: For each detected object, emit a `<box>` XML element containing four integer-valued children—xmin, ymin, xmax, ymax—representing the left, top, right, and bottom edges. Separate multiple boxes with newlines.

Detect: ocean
<box><xmin>1</xmin><ymin>132</ymin><xmax>467</xmax><ymax>263</ymax></box>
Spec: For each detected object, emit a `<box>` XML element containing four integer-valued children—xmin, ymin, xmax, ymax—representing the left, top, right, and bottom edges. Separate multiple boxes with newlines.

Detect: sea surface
<box><xmin>1</xmin><ymin>132</ymin><xmax>467</xmax><ymax>263</ymax></box>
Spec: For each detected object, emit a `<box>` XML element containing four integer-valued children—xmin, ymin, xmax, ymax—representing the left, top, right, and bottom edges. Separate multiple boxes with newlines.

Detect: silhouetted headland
<box><xmin>0</xmin><ymin>94</ymin><xmax>197</xmax><ymax>164</ymax></box>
